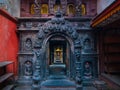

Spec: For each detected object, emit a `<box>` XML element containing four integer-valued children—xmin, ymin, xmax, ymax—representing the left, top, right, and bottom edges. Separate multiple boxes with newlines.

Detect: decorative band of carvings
<box><xmin>91</xmin><ymin>1</ymin><xmax>120</xmax><ymax>27</ymax></box>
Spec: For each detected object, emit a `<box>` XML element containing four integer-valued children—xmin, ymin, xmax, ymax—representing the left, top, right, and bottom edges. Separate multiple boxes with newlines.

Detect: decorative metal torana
<box><xmin>33</xmin><ymin>10</ymin><xmax>82</xmax><ymax>82</ymax></box>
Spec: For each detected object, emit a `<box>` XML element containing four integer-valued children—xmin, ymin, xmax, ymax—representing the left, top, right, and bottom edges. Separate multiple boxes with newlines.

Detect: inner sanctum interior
<box><xmin>49</xmin><ymin>40</ymin><xmax>67</xmax><ymax>64</ymax></box>
<box><xmin>47</xmin><ymin>36</ymin><xmax>71</xmax><ymax>76</ymax></box>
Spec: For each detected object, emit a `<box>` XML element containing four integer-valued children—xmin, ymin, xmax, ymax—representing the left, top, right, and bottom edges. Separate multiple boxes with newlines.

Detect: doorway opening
<box><xmin>49</xmin><ymin>40</ymin><xmax>66</xmax><ymax>65</ymax></box>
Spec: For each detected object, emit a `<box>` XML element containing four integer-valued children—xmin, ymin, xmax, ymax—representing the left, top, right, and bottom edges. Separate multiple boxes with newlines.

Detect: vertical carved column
<box><xmin>74</xmin><ymin>38</ymin><xmax>82</xmax><ymax>84</ymax></box>
<box><xmin>32</xmin><ymin>49</ymin><xmax>41</xmax><ymax>90</ymax></box>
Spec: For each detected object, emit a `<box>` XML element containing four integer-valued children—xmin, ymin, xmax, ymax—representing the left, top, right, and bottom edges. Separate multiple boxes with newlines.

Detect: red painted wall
<box><xmin>0</xmin><ymin>9</ymin><xmax>18</xmax><ymax>75</ymax></box>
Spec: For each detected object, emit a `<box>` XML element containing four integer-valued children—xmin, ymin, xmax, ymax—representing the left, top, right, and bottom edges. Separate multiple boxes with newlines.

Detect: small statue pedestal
<box><xmin>40</xmin><ymin>63</ymin><xmax>76</xmax><ymax>90</ymax></box>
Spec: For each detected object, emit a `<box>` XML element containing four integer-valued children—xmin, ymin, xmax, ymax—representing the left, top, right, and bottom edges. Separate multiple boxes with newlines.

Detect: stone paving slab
<box><xmin>13</xmin><ymin>85</ymin><xmax>32</xmax><ymax>90</ymax></box>
<box><xmin>13</xmin><ymin>85</ymin><xmax>98</xmax><ymax>90</ymax></box>
<box><xmin>83</xmin><ymin>86</ymin><xmax>97</xmax><ymax>90</ymax></box>
<box><xmin>41</xmin><ymin>87</ymin><xmax>76</xmax><ymax>90</ymax></box>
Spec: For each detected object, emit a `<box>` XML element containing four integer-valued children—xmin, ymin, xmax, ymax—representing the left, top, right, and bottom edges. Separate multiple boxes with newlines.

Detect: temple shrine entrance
<box><xmin>44</xmin><ymin>35</ymin><xmax>72</xmax><ymax>78</ymax></box>
<box><xmin>15</xmin><ymin>10</ymin><xmax>98</xmax><ymax>90</ymax></box>
<box><xmin>31</xmin><ymin>10</ymin><xmax>82</xmax><ymax>81</ymax></box>
<box><xmin>40</xmin><ymin>35</ymin><xmax>76</xmax><ymax>89</ymax></box>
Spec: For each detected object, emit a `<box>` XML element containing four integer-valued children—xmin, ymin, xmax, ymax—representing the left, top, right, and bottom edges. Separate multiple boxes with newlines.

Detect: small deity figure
<box><xmin>76</xmin><ymin>0</ymin><xmax>82</xmax><ymax>16</ymax></box>
<box><xmin>24</xmin><ymin>61</ymin><xmax>33</xmax><ymax>76</ymax></box>
<box><xmin>84</xmin><ymin>39</ymin><xmax>91</xmax><ymax>49</ymax></box>
<box><xmin>84</xmin><ymin>62</ymin><xmax>92</xmax><ymax>79</ymax></box>
<box><xmin>25</xmin><ymin>38</ymin><xmax>32</xmax><ymax>51</ymax></box>
<box><xmin>33</xmin><ymin>0</ymin><xmax>40</xmax><ymax>14</ymax></box>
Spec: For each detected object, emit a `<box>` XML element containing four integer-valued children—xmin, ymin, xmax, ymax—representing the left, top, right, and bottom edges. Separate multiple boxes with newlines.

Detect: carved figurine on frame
<box><xmin>24</xmin><ymin>61</ymin><xmax>33</xmax><ymax>76</ymax></box>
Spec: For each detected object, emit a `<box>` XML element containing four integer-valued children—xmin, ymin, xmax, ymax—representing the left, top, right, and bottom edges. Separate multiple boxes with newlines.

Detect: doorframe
<box><xmin>41</xmin><ymin>33</ymin><xmax>75</xmax><ymax>79</ymax></box>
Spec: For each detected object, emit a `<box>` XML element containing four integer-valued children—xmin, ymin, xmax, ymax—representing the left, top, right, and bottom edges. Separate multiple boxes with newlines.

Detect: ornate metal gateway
<box><xmin>33</xmin><ymin>10</ymin><xmax>81</xmax><ymax>81</ymax></box>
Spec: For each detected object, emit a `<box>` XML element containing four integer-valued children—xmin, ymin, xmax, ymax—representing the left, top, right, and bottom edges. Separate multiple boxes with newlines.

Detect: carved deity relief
<box><xmin>75</xmin><ymin>0</ymin><xmax>86</xmax><ymax>16</ymax></box>
<box><xmin>25</xmin><ymin>38</ymin><xmax>32</xmax><ymax>51</ymax></box>
<box><xmin>83</xmin><ymin>38</ymin><xmax>91</xmax><ymax>49</ymax></box>
<box><xmin>67</xmin><ymin>4</ymin><xmax>75</xmax><ymax>15</ymax></box>
<box><xmin>75</xmin><ymin>0</ymin><xmax>82</xmax><ymax>15</ymax></box>
<box><xmin>24</xmin><ymin>61</ymin><xmax>33</xmax><ymax>76</ymax></box>
<box><xmin>83</xmin><ymin>61</ymin><xmax>92</xmax><ymax>79</ymax></box>
<box><xmin>31</xmin><ymin>0</ymin><xmax>40</xmax><ymax>15</ymax></box>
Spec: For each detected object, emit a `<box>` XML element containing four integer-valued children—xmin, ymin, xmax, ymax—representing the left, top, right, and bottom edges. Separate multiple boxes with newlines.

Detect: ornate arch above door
<box><xmin>34</xmin><ymin>10</ymin><xmax>80</xmax><ymax>49</ymax></box>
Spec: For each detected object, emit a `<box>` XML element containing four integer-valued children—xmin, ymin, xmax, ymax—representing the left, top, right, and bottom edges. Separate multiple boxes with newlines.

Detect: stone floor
<box><xmin>2</xmin><ymin>79</ymin><xmax>119</xmax><ymax>90</ymax></box>
<box><xmin>3</xmin><ymin>85</ymin><xmax>119</xmax><ymax>90</ymax></box>
<box><xmin>83</xmin><ymin>86</ymin><xmax>97</xmax><ymax>90</ymax></box>
<box><xmin>13</xmin><ymin>86</ymin><xmax>97</xmax><ymax>90</ymax></box>
<box><xmin>13</xmin><ymin>85</ymin><xmax>31</xmax><ymax>90</ymax></box>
